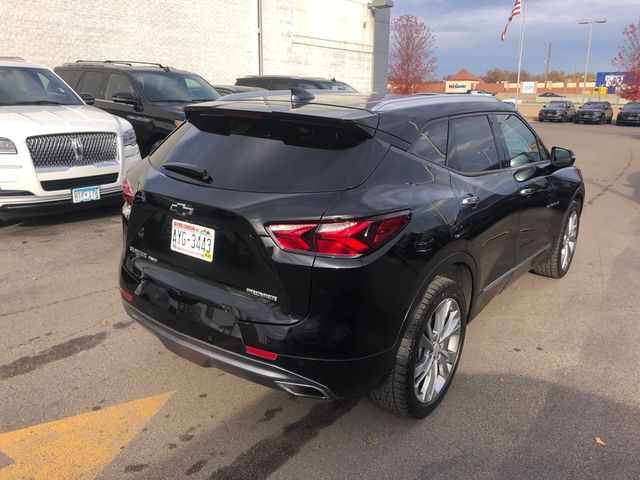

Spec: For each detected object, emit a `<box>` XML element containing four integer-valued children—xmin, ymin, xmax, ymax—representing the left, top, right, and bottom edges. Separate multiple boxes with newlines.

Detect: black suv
<box><xmin>616</xmin><ymin>102</ymin><xmax>640</xmax><ymax>126</ymax></box>
<box><xmin>55</xmin><ymin>61</ymin><xmax>220</xmax><ymax>155</ymax></box>
<box><xmin>574</xmin><ymin>101</ymin><xmax>614</xmax><ymax>124</ymax></box>
<box><xmin>235</xmin><ymin>75</ymin><xmax>356</xmax><ymax>92</ymax></box>
<box><xmin>538</xmin><ymin>100</ymin><xmax>577</xmax><ymax>122</ymax></box>
<box><xmin>119</xmin><ymin>92</ymin><xmax>584</xmax><ymax>418</ymax></box>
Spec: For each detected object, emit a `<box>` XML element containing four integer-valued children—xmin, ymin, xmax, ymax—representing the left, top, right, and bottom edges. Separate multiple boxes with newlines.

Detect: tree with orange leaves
<box><xmin>389</xmin><ymin>15</ymin><xmax>437</xmax><ymax>94</ymax></box>
<box><xmin>613</xmin><ymin>18</ymin><xmax>640</xmax><ymax>101</ymax></box>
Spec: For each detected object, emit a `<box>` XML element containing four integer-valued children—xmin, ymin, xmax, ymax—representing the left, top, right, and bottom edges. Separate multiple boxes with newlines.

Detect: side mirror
<box><xmin>112</xmin><ymin>92</ymin><xmax>139</xmax><ymax>106</ymax></box>
<box><xmin>551</xmin><ymin>147</ymin><xmax>575</xmax><ymax>167</ymax></box>
<box><xmin>79</xmin><ymin>92</ymin><xmax>95</xmax><ymax>105</ymax></box>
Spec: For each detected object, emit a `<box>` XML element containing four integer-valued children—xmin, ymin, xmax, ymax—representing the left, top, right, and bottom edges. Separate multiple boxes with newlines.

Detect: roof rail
<box><xmin>0</xmin><ymin>56</ymin><xmax>26</xmax><ymax>61</ymax></box>
<box><xmin>74</xmin><ymin>60</ymin><xmax>170</xmax><ymax>71</ymax></box>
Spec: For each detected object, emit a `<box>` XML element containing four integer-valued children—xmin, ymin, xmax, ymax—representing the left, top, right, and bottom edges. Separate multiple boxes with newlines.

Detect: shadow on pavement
<box><xmin>111</xmin><ymin>373</ymin><xmax>640</xmax><ymax>480</ymax></box>
<box><xmin>0</xmin><ymin>203</ymin><xmax>121</xmax><ymax>229</ymax></box>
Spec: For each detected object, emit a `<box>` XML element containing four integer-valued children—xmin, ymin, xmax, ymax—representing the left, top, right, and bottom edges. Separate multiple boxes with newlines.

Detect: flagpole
<box><xmin>515</xmin><ymin>0</ymin><xmax>526</xmax><ymax>107</ymax></box>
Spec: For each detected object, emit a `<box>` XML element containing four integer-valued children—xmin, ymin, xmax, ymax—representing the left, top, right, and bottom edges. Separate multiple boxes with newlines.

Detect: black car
<box><xmin>574</xmin><ymin>101</ymin><xmax>614</xmax><ymax>124</ymax></box>
<box><xmin>616</xmin><ymin>102</ymin><xmax>640</xmax><ymax>126</ymax></box>
<box><xmin>538</xmin><ymin>100</ymin><xmax>577</xmax><ymax>122</ymax></box>
<box><xmin>539</xmin><ymin>92</ymin><xmax>563</xmax><ymax>98</ymax></box>
<box><xmin>55</xmin><ymin>61</ymin><xmax>221</xmax><ymax>156</ymax></box>
<box><xmin>119</xmin><ymin>91</ymin><xmax>584</xmax><ymax>418</ymax></box>
<box><xmin>235</xmin><ymin>75</ymin><xmax>357</xmax><ymax>92</ymax></box>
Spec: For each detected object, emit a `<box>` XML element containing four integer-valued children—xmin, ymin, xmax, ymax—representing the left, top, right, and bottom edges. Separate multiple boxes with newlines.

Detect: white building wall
<box><xmin>0</xmin><ymin>0</ymin><xmax>381</xmax><ymax>93</ymax></box>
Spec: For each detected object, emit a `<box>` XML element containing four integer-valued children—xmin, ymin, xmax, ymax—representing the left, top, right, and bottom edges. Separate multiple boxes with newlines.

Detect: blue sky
<box><xmin>391</xmin><ymin>0</ymin><xmax>639</xmax><ymax>79</ymax></box>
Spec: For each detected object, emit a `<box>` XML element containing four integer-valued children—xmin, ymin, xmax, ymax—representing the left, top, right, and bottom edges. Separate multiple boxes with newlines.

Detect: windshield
<box><xmin>623</xmin><ymin>103</ymin><xmax>640</xmax><ymax>111</ymax></box>
<box><xmin>547</xmin><ymin>101</ymin><xmax>567</xmax><ymax>108</ymax></box>
<box><xmin>132</xmin><ymin>72</ymin><xmax>220</xmax><ymax>103</ymax></box>
<box><xmin>0</xmin><ymin>67</ymin><xmax>82</xmax><ymax>106</ymax></box>
<box><xmin>583</xmin><ymin>102</ymin><xmax>606</xmax><ymax>109</ymax></box>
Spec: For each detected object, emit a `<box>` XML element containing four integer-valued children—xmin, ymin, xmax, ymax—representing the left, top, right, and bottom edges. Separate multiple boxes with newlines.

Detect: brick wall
<box><xmin>0</xmin><ymin>0</ymin><xmax>377</xmax><ymax>92</ymax></box>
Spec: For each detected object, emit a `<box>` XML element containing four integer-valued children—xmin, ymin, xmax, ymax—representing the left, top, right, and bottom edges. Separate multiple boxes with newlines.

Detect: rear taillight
<box><xmin>122</xmin><ymin>178</ymin><xmax>134</xmax><ymax>206</ymax></box>
<box><xmin>267</xmin><ymin>212</ymin><xmax>410</xmax><ymax>257</ymax></box>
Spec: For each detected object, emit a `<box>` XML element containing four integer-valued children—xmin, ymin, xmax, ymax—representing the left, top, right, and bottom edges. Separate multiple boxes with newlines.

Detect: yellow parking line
<box><xmin>0</xmin><ymin>392</ymin><xmax>172</xmax><ymax>480</ymax></box>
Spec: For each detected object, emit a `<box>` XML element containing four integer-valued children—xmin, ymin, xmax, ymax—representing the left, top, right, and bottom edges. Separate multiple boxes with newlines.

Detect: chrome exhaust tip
<box><xmin>275</xmin><ymin>381</ymin><xmax>330</xmax><ymax>400</ymax></box>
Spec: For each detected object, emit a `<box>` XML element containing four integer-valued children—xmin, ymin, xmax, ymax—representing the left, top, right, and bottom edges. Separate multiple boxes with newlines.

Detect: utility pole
<box><xmin>543</xmin><ymin>42</ymin><xmax>551</xmax><ymax>88</ymax></box>
<box><xmin>579</xmin><ymin>18</ymin><xmax>606</xmax><ymax>103</ymax></box>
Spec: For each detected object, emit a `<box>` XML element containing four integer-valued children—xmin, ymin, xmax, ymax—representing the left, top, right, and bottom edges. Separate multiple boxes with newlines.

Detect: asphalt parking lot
<box><xmin>1</xmin><ymin>122</ymin><xmax>639</xmax><ymax>480</ymax></box>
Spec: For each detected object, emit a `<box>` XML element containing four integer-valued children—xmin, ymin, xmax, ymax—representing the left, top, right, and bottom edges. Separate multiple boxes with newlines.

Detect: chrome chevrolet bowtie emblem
<box><xmin>170</xmin><ymin>203</ymin><xmax>194</xmax><ymax>216</ymax></box>
<box><xmin>70</xmin><ymin>136</ymin><xmax>84</xmax><ymax>163</ymax></box>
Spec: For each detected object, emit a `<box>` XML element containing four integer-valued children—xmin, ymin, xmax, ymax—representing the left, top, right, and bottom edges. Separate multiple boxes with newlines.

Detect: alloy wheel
<box><xmin>560</xmin><ymin>210</ymin><xmax>578</xmax><ymax>270</ymax></box>
<box><xmin>414</xmin><ymin>298</ymin><xmax>462</xmax><ymax>404</ymax></box>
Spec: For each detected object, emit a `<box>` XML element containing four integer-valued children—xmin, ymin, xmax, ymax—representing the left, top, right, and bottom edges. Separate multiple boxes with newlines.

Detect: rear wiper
<box><xmin>163</xmin><ymin>163</ymin><xmax>213</xmax><ymax>183</ymax></box>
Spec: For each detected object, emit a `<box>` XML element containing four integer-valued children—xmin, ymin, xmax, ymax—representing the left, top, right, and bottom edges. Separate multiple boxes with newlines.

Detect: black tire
<box><xmin>562</xmin><ymin>114</ymin><xmax>568</xmax><ymax>123</ymax></box>
<box><xmin>370</xmin><ymin>276</ymin><xmax>467</xmax><ymax>418</ymax></box>
<box><xmin>607</xmin><ymin>117</ymin><xmax>612</xmax><ymax>124</ymax></box>
<box><xmin>534</xmin><ymin>200</ymin><xmax>581</xmax><ymax>279</ymax></box>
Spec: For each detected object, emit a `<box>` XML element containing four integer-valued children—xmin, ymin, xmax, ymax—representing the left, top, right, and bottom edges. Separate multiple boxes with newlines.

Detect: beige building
<box><xmin>0</xmin><ymin>0</ymin><xmax>392</xmax><ymax>93</ymax></box>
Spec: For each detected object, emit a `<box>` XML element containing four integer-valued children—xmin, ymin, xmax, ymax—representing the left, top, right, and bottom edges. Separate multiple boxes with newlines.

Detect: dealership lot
<box><xmin>1</xmin><ymin>123</ymin><xmax>639</xmax><ymax>479</ymax></box>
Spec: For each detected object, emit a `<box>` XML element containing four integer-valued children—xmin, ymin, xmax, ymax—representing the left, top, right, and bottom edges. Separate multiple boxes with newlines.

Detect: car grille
<box><xmin>40</xmin><ymin>173</ymin><xmax>119</xmax><ymax>192</ymax></box>
<box><xmin>26</xmin><ymin>132</ymin><xmax>118</xmax><ymax>169</ymax></box>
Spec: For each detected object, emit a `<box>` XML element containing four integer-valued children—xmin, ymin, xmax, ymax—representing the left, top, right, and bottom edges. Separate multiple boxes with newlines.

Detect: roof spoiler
<box><xmin>184</xmin><ymin>105</ymin><xmax>379</xmax><ymax>138</ymax></box>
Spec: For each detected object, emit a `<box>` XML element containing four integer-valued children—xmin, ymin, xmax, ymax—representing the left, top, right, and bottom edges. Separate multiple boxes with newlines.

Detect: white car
<box><xmin>0</xmin><ymin>58</ymin><xmax>142</xmax><ymax>219</ymax></box>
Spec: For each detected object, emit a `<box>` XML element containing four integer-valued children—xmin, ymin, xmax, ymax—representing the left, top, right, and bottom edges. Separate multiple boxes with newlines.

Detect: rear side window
<box><xmin>150</xmin><ymin>113</ymin><xmax>383</xmax><ymax>193</ymax></box>
<box><xmin>77</xmin><ymin>71</ymin><xmax>107</xmax><ymax>99</ymax></box>
<box><xmin>447</xmin><ymin>116</ymin><xmax>500</xmax><ymax>173</ymax></box>
<box><xmin>495</xmin><ymin>114</ymin><xmax>542</xmax><ymax>167</ymax></box>
<box><xmin>412</xmin><ymin>119</ymin><xmax>448</xmax><ymax>167</ymax></box>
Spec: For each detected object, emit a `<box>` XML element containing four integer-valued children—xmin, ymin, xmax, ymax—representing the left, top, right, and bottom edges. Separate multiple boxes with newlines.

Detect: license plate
<box><xmin>72</xmin><ymin>185</ymin><xmax>101</xmax><ymax>203</ymax></box>
<box><xmin>170</xmin><ymin>219</ymin><xmax>214</xmax><ymax>262</ymax></box>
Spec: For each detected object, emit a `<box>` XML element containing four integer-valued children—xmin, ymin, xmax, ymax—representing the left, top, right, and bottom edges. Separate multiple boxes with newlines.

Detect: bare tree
<box><xmin>613</xmin><ymin>17</ymin><xmax>640</xmax><ymax>101</ymax></box>
<box><xmin>389</xmin><ymin>15</ymin><xmax>437</xmax><ymax>94</ymax></box>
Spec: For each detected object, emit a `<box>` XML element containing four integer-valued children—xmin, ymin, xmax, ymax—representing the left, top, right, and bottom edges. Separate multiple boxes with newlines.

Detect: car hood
<box><xmin>541</xmin><ymin>107</ymin><xmax>567</xmax><ymax>111</ymax></box>
<box><xmin>578</xmin><ymin>107</ymin><xmax>606</xmax><ymax>112</ymax></box>
<box><xmin>0</xmin><ymin>105</ymin><xmax>123</xmax><ymax>139</ymax></box>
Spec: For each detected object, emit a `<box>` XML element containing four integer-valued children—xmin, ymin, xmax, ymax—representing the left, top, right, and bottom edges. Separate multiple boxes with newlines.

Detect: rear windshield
<box><xmin>150</xmin><ymin>112</ymin><xmax>384</xmax><ymax>193</ymax></box>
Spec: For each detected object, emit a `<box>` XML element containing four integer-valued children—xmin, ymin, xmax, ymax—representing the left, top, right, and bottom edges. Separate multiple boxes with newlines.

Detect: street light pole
<box><xmin>579</xmin><ymin>18</ymin><xmax>606</xmax><ymax>102</ymax></box>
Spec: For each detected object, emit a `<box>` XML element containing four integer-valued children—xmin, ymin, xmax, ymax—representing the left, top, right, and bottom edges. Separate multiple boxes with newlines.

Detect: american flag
<box><xmin>501</xmin><ymin>0</ymin><xmax>522</xmax><ymax>41</ymax></box>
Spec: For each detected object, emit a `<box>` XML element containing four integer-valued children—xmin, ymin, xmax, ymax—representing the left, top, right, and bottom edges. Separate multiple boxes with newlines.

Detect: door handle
<box><xmin>461</xmin><ymin>195</ymin><xmax>480</xmax><ymax>207</ymax></box>
<box><xmin>520</xmin><ymin>187</ymin><xmax>536</xmax><ymax>196</ymax></box>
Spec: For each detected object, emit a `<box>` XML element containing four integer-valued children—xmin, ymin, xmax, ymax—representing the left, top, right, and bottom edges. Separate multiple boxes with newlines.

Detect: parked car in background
<box><xmin>574</xmin><ymin>101</ymin><xmax>613</xmax><ymax>124</ymax></box>
<box><xmin>119</xmin><ymin>92</ymin><xmax>584</xmax><ymax>418</ymax></box>
<box><xmin>539</xmin><ymin>92</ymin><xmax>563</xmax><ymax>98</ymax></box>
<box><xmin>235</xmin><ymin>75</ymin><xmax>357</xmax><ymax>92</ymax></box>
<box><xmin>0</xmin><ymin>58</ymin><xmax>141</xmax><ymax>219</ymax></box>
<box><xmin>466</xmin><ymin>89</ymin><xmax>494</xmax><ymax>96</ymax></box>
<box><xmin>538</xmin><ymin>100</ymin><xmax>576</xmax><ymax>122</ymax></box>
<box><xmin>212</xmin><ymin>85</ymin><xmax>266</xmax><ymax>96</ymax></box>
<box><xmin>616</xmin><ymin>102</ymin><xmax>640</xmax><ymax>126</ymax></box>
<box><xmin>55</xmin><ymin>61</ymin><xmax>220</xmax><ymax>156</ymax></box>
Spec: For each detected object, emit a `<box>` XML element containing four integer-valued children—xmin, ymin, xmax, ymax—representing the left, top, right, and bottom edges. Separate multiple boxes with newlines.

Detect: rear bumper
<box><xmin>0</xmin><ymin>191</ymin><xmax>122</xmax><ymax>220</ymax></box>
<box><xmin>122</xmin><ymin>296</ymin><xmax>396</xmax><ymax>398</ymax></box>
<box><xmin>123</xmin><ymin>302</ymin><xmax>335</xmax><ymax>399</ymax></box>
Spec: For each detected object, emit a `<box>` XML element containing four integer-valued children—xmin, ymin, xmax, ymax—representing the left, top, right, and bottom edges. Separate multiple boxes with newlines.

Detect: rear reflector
<box><xmin>245</xmin><ymin>346</ymin><xmax>278</xmax><ymax>360</ymax></box>
<box><xmin>120</xmin><ymin>288</ymin><xmax>134</xmax><ymax>302</ymax></box>
<box><xmin>267</xmin><ymin>212</ymin><xmax>410</xmax><ymax>257</ymax></box>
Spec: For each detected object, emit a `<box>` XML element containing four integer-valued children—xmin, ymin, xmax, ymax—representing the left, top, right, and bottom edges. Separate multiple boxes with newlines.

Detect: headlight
<box><xmin>0</xmin><ymin>138</ymin><xmax>17</xmax><ymax>154</ymax></box>
<box><xmin>123</xmin><ymin>128</ymin><xmax>137</xmax><ymax>147</ymax></box>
